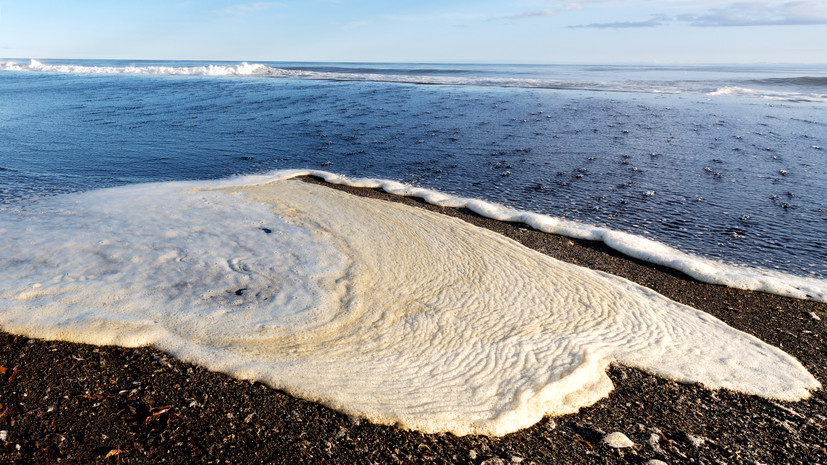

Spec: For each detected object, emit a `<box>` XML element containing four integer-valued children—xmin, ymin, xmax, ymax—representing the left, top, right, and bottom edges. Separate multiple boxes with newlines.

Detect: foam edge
<box><xmin>221</xmin><ymin>169</ymin><xmax>826</xmax><ymax>304</ymax></box>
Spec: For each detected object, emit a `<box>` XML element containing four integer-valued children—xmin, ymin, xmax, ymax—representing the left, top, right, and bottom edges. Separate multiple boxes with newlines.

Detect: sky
<box><xmin>0</xmin><ymin>0</ymin><xmax>825</xmax><ymax>63</ymax></box>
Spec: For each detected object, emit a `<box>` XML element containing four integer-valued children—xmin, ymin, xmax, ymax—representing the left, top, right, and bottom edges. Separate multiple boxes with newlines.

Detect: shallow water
<box><xmin>1</xmin><ymin>61</ymin><xmax>825</xmax><ymax>280</ymax></box>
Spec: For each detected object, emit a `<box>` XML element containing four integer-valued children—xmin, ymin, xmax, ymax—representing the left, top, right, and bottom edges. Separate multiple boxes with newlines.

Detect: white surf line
<box><xmin>226</xmin><ymin>169</ymin><xmax>827</xmax><ymax>303</ymax></box>
<box><xmin>0</xmin><ymin>60</ymin><xmax>670</xmax><ymax>93</ymax></box>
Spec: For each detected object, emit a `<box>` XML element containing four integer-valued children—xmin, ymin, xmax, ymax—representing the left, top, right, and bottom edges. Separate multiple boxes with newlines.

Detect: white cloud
<box><xmin>570</xmin><ymin>14</ymin><xmax>669</xmax><ymax>28</ymax></box>
<box><xmin>218</xmin><ymin>2</ymin><xmax>283</xmax><ymax>17</ymax></box>
<box><xmin>679</xmin><ymin>1</ymin><xmax>827</xmax><ymax>26</ymax></box>
<box><xmin>564</xmin><ymin>1</ymin><xmax>827</xmax><ymax>28</ymax></box>
<box><xmin>489</xmin><ymin>9</ymin><xmax>558</xmax><ymax>21</ymax></box>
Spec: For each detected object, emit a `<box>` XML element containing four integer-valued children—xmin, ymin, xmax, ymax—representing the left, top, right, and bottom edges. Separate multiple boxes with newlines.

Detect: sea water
<box><xmin>1</xmin><ymin>59</ymin><xmax>825</xmax><ymax>280</ymax></box>
<box><xmin>0</xmin><ymin>60</ymin><xmax>825</xmax><ymax>435</ymax></box>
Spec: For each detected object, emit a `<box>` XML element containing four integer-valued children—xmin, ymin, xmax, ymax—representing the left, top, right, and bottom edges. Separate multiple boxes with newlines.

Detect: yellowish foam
<box><xmin>0</xmin><ymin>179</ymin><xmax>819</xmax><ymax>436</ymax></box>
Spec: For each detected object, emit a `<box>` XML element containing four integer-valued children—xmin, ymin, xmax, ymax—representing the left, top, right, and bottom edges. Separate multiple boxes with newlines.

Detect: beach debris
<box><xmin>646</xmin><ymin>460</ymin><xmax>668</xmax><ymax>465</ymax></box>
<box><xmin>143</xmin><ymin>405</ymin><xmax>172</xmax><ymax>426</ymax></box>
<box><xmin>480</xmin><ymin>458</ymin><xmax>506</xmax><ymax>465</ymax></box>
<box><xmin>0</xmin><ymin>430</ymin><xmax>7</xmax><ymax>441</ymax></box>
<box><xmin>603</xmin><ymin>432</ymin><xmax>635</xmax><ymax>448</ymax></box>
<box><xmin>104</xmin><ymin>449</ymin><xmax>121</xmax><ymax>459</ymax></box>
<box><xmin>769</xmin><ymin>401</ymin><xmax>805</xmax><ymax>420</ymax></box>
<box><xmin>682</xmin><ymin>432</ymin><xmax>706</xmax><ymax>448</ymax></box>
<box><xmin>574</xmin><ymin>438</ymin><xmax>594</xmax><ymax>449</ymax></box>
<box><xmin>468</xmin><ymin>449</ymin><xmax>477</xmax><ymax>460</ymax></box>
<box><xmin>774</xmin><ymin>418</ymin><xmax>799</xmax><ymax>435</ymax></box>
<box><xmin>647</xmin><ymin>433</ymin><xmax>665</xmax><ymax>454</ymax></box>
<box><xmin>809</xmin><ymin>312</ymin><xmax>821</xmax><ymax>321</ymax></box>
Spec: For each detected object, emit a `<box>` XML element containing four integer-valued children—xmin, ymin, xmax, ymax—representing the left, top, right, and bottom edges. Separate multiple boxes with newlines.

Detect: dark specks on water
<box><xmin>0</xmin><ymin>62</ymin><xmax>825</xmax><ymax>278</ymax></box>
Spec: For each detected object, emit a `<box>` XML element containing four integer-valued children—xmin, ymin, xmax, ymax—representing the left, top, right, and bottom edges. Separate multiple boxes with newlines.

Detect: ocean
<box><xmin>1</xmin><ymin>59</ymin><xmax>825</xmax><ymax>283</ymax></box>
<box><xmin>0</xmin><ymin>58</ymin><xmax>824</xmax><ymax>435</ymax></box>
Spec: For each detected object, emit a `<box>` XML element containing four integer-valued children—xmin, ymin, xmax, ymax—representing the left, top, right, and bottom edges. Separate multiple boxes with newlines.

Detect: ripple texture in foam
<box><xmin>0</xmin><ymin>179</ymin><xmax>819</xmax><ymax>436</ymax></box>
<box><xmin>261</xmin><ymin>170</ymin><xmax>826</xmax><ymax>304</ymax></box>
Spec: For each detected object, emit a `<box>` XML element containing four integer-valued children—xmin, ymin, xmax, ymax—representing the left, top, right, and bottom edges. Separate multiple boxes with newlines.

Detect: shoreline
<box><xmin>1</xmin><ymin>177</ymin><xmax>825</xmax><ymax>464</ymax></box>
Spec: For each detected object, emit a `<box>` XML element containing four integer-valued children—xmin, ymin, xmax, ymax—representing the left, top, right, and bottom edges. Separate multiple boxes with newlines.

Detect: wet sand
<box><xmin>1</xmin><ymin>176</ymin><xmax>825</xmax><ymax>464</ymax></box>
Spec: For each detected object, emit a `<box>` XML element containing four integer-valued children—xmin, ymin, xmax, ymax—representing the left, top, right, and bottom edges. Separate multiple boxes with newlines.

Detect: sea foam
<box><xmin>0</xmin><ymin>176</ymin><xmax>819</xmax><ymax>436</ymax></box>
<box><xmin>0</xmin><ymin>59</ymin><xmax>275</xmax><ymax>77</ymax></box>
<box><xmin>266</xmin><ymin>170</ymin><xmax>827</xmax><ymax>303</ymax></box>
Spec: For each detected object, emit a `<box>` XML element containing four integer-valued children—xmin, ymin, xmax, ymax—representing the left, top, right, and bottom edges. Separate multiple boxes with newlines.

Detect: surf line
<box><xmin>223</xmin><ymin>169</ymin><xmax>826</xmax><ymax>304</ymax></box>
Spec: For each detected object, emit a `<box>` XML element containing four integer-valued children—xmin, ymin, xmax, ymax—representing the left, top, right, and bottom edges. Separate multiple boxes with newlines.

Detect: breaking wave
<box><xmin>3</xmin><ymin>59</ymin><xmax>824</xmax><ymax>100</ymax></box>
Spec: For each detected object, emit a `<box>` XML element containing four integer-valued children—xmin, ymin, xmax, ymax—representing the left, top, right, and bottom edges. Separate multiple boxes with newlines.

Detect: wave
<box><xmin>748</xmin><ymin>76</ymin><xmax>827</xmax><ymax>88</ymax></box>
<box><xmin>0</xmin><ymin>59</ymin><xmax>644</xmax><ymax>91</ymax></box>
<box><xmin>707</xmin><ymin>85</ymin><xmax>826</xmax><ymax>102</ymax></box>
<box><xmin>5</xmin><ymin>59</ymin><xmax>825</xmax><ymax>102</ymax></box>
<box><xmin>0</xmin><ymin>59</ymin><xmax>276</xmax><ymax>77</ymax></box>
<box><xmin>226</xmin><ymin>169</ymin><xmax>825</xmax><ymax>303</ymax></box>
<box><xmin>0</xmin><ymin>59</ymin><xmax>811</xmax><ymax>100</ymax></box>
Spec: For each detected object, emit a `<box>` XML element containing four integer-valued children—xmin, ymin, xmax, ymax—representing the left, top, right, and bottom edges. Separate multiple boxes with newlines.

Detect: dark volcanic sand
<box><xmin>1</xmin><ymin>177</ymin><xmax>825</xmax><ymax>464</ymax></box>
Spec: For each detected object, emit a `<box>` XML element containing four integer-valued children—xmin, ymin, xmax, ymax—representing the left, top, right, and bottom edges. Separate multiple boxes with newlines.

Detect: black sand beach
<box><xmin>1</xmin><ymin>177</ymin><xmax>824</xmax><ymax>464</ymax></box>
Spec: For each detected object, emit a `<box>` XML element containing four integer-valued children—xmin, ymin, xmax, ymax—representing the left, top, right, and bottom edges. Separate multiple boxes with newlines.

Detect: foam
<box><xmin>0</xmin><ymin>59</ymin><xmax>601</xmax><ymax>90</ymax></box>
<box><xmin>0</xmin><ymin>59</ymin><xmax>276</xmax><ymax>77</ymax></box>
<box><xmin>0</xmin><ymin>177</ymin><xmax>819</xmax><ymax>436</ymax></box>
<box><xmin>255</xmin><ymin>170</ymin><xmax>827</xmax><ymax>303</ymax></box>
<box><xmin>708</xmin><ymin>85</ymin><xmax>826</xmax><ymax>103</ymax></box>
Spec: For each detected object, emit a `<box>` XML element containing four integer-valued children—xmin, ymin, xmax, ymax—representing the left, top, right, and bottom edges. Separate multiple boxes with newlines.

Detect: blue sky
<box><xmin>1</xmin><ymin>0</ymin><xmax>825</xmax><ymax>63</ymax></box>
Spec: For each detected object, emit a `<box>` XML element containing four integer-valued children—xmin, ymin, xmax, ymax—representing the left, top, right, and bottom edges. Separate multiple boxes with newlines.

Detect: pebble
<box><xmin>603</xmin><ymin>432</ymin><xmax>635</xmax><ymax>448</ymax></box>
<box><xmin>0</xmin><ymin>430</ymin><xmax>7</xmax><ymax>441</ymax></box>
<box><xmin>469</xmin><ymin>450</ymin><xmax>477</xmax><ymax>460</ymax></box>
<box><xmin>646</xmin><ymin>460</ymin><xmax>668</xmax><ymax>465</ymax></box>
<box><xmin>809</xmin><ymin>312</ymin><xmax>821</xmax><ymax>321</ymax></box>
<box><xmin>480</xmin><ymin>458</ymin><xmax>506</xmax><ymax>465</ymax></box>
<box><xmin>684</xmin><ymin>433</ymin><xmax>705</xmax><ymax>447</ymax></box>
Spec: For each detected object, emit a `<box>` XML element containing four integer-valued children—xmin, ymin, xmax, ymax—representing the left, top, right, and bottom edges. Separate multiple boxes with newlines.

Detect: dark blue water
<box><xmin>1</xmin><ymin>62</ymin><xmax>826</xmax><ymax>278</ymax></box>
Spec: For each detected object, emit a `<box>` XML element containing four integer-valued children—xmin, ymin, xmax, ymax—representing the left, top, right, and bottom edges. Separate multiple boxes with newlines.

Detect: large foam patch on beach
<box><xmin>0</xmin><ymin>178</ymin><xmax>819</xmax><ymax>436</ymax></box>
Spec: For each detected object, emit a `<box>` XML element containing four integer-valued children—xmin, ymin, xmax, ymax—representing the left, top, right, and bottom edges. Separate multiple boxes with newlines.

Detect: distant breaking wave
<box><xmin>3</xmin><ymin>59</ymin><xmax>825</xmax><ymax>101</ymax></box>
<box><xmin>0</xmin><ymin>59</ymin><xmax>275</xmax><ymax>77</ymax></box>
<box><xmin>708</xmin><ymin>85</ymin><xmax>827</xmax><ymax>102</ymax></box>
<box><xmin>748</xmin><ymin>76</ymin><xmax>827</xmax><ymax>88</ymax></box>
<box><xmin>0</xmin><ymin>59</ymin><xmax>652</xmax><ymax>92</ymax></box>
